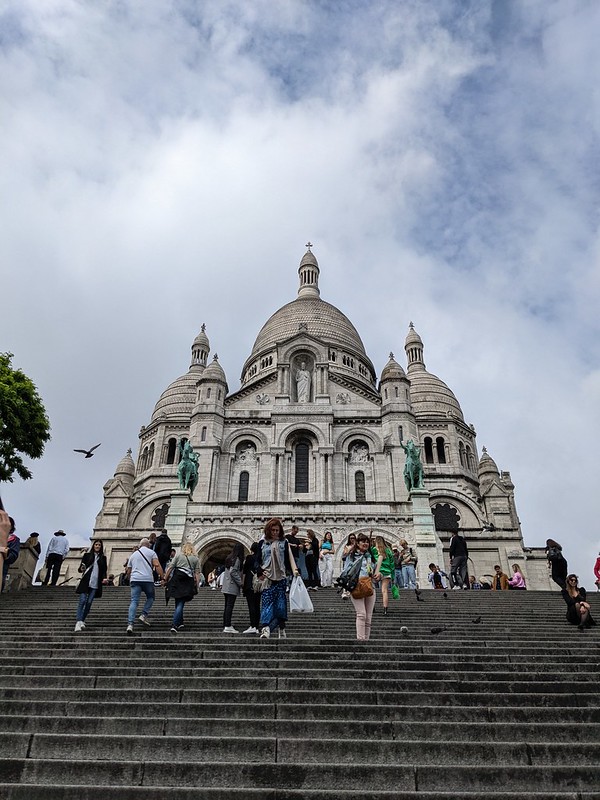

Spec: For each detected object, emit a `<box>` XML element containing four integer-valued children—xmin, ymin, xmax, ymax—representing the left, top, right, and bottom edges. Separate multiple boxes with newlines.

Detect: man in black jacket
<box><xmin>449</xmin><ymin>530</ymin><xmax>469</xmax><ymax>590</ymax></box>
<box><xmin>154</xmin><ymin>529</ymin><xmax>172</xmax><ymax>584</ymax></box>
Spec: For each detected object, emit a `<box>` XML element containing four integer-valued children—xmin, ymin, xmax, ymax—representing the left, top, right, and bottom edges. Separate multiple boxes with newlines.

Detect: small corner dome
<box><xmin>407</xmin><ymin>370</ymin><xmax>464</xmax><ymax>420</ymax></box>
<box><xmin>114</xmin><ymin>449</ymin><xmax>135</xmax><ymax>478</ymax></box>
<box><xmin>151</xmin><ymin>370</ymin><xmax>198</xmax><ymax>422</ymax></box>
<box><xmin>478</xmin><ymin>447</ymin><xmax>500</xmax><ymax>481</ymax></box>
<box><xmin>380</xmin><ymin>353</ymin><xmax>406</xmax><ymax>382</ymax></box>
<box><xmin>200</xmin><ymin>355</ymin><xmax>227</xmax><ymax>383</ymax></box>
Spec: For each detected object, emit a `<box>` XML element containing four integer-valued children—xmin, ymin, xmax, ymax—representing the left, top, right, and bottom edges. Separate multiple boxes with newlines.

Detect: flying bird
<box><xmin>400</xmin><ymin>626</ymin><xmax>409</xmax><ymax>635</ymax></box>
<box><xmin>430</xmin><ymin>626</ymin><xmax>446</xmax><ymax>635</ymax></box>
<box><xmin>415</xmin><ymin>590</ymin><xmax>425</xmax><ymax>602</ymax></box>
<box><xmin>73</xmin><ymin>444</ymin><xmax>102</xmax><ymax>458</ymax></box>
<box><xmin>443</xmin><ymin>592</ymin><xmax>448</xmax><ymax>599</ymax></box>
<box><xmin>471</xmin><ymin>616</ymin><xmax>482</xmax><ymax>624</ymax></box>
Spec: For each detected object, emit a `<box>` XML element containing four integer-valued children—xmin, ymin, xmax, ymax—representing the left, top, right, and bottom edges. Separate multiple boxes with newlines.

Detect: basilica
<box><xmin>89</xmin><ymin>247</ymin><xmax>553</xmax><ymax>588</ymax></box>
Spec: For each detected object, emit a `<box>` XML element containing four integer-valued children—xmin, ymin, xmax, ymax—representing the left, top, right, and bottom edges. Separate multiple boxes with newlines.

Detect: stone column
<box><xmin>410</xmin><ymin>487</ymin><xmax>444</xmax><ymax>586</ymax></box>
<box><xmin>165</xmin><ymin>490</ymin><xmax>190</xmax><ymax>547</ymax></box>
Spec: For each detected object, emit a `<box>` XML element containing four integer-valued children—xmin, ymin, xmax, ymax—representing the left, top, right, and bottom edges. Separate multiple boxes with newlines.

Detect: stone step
<box><xmin>1</xmin><ymin>789</ymin><xmax>598</xmax><ymax>800</ymax></box>
<box><xmin>0</xmin><ymin>761</ymin><xmax>598</xmax><ymax>791</ymax></box>
<box><xmin>1</xmin><ymin>700</ymin><xmax>599</xmax><ymax>724</ymax></box>
<box><xmin>0</xmin><ymin>714</ymin><xmax>599</xmax><ymax>743</ymax></box>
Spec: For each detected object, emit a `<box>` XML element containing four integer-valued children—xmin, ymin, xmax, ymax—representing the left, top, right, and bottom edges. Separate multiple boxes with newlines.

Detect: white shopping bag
<box><xmin>289</xmin><ymin>575</ymin><xmax>314</xmax><ymax>613</ymax></box>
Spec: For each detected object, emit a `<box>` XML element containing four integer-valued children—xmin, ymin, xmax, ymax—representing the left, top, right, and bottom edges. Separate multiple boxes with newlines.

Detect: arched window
<box><xmin>140</xmin><ymin>447</ymin><xmax>148</xmax><ymax>471</ymax></box>
<box><xmin>424</xmin><ymin>437</ymin><xmax>434</xmax><ymax>464</ymax></box>
<box><xmin>465</xmin><ymin>444</ymin><xmax>473</xmax><ymax>471</ymax></box>
<box><xmin>238</xmin><ymin>471</ymin><xmax>249</xmax><ymax>502</ymax></box>
<box><xmin>355</xmin><ymin>471</ymin><xmax>366</xmax><ymax>502</ymax></box>
<box><xmin>148</xmin><ymin>442</ymin><xmax>155</xmax><ymax>468</ymax></box>
<box><xmin>295</xmin><ymin>440</ymin><xmax>310</xmax><ymax>493</ymax></box>
<box><xmin>436</xmin><ymin>437</ymin><xmax>446</xmax><ymax>464</ymax></box>
<box><xmin>166</xmin><ymin>438</ymin><xmax>177</xmax><ymax>465</ymax></box>
<box><xmin>201</xmin><ymin>427</ymin><xmax>207</xmax><ymax>442</ymax></box>
<box><xmin>151</xmin><ymin>503</ymin><xmax>169</xmax><ymax>529</ymax></box>
<box><xmin>432</xmin><ymin>503</ymin><xmax>460</xmax><ymax>532</ymax></box>
<box><xmin>459</xmin><ymin>441</ymin><xmax>466</xmax><ymax>467</ymax></box>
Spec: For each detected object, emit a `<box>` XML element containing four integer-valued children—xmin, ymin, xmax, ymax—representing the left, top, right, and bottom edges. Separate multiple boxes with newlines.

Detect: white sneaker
<box><xmin>260</xmin><ymin>626</ymin><xmax>270</xmax><ymax>639</ymax></box>
<box><xmin>139</xmin><ymin>614</ymin><xmax>151</xmax><ymax>626</ymax></box>
<box><xmin>243</xmin><ymin>627</ymin><xmax>258</xmax><ymax>634</ymax></box>
<box><xmin>74</xmin><ymin>621</ymin><xmax>84</xmax><ymax>632</ymax></box>
<box><xmin>222</xmin><ymin>626</ymin><xmax>239</xmax><ymax>634</ymax></box>
<box><xmin>126</xmin><ymin>624</ymin><xmax>134</xmax><ymax>635</ymax></box>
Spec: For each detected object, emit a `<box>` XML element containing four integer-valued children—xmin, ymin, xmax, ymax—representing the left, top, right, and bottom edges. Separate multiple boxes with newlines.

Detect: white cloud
<box><xmin>2</xmin><ymin>0</ymin><xmax>599</xmax><ymax>582</ymax></box>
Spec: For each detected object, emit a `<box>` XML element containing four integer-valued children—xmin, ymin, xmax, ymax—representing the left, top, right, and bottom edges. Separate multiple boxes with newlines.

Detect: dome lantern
<box><xmin>191</xmin><ymin>323</ymin><xmax>210</xmax><ymax>368</ymax></box>
<box><xmin>297</xmin><ymin>243</ymin><xmax>320</xmax><ymax>299</ymax></box>
<box><xmin>405</xmin><ymin>322</ymin><xmax>425</xmax><ymax>371</ymax></box>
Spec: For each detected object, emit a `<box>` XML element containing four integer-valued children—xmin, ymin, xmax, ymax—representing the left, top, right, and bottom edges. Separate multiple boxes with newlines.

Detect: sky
<box><xmin>1</xmin><ymin>0</ymin><xmax>599</xmax><ymax>583</ymax></box>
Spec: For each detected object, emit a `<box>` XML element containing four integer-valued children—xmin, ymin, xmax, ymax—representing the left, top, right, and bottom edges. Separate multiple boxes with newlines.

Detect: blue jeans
<box><xmin>402</xmin><ymin>564</ymin><xmax>417</xmax><ymax>589</ymax></box>
<box><xmin>394</xmin><ymin>568</ymin><xmax>404</xmax><ymax>588</ymax></box>
<box><xmin>128</xmin><ymin>581</ymin><xmax>155</xmax><ymax>624</ymax></box>
<box><xmin>172</xmin><ymin>599</ymin><xmax>185</xmax><ymax>628</ymax></box>
<box><xmin>76</xmin><ymin>588</ymin><xmax>97</xmax><ymax>622</ymax></box>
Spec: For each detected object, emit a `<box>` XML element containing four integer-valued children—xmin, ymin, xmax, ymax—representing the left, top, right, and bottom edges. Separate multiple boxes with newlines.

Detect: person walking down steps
<box><xmin>74</xmin><ymin>540</ymin><xmax>107</xmax><ymax>632</ymax></box>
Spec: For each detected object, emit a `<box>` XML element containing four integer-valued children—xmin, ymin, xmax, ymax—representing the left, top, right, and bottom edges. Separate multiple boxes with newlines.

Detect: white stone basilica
<box><xmin>90</xmin><ymin>247</ymin><xmax>553</xmax><ymax>588</ymax></box>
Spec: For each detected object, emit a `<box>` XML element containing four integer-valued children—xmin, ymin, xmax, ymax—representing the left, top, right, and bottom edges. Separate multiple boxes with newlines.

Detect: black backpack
<box><xmin>335</xmin><ymin>554</ymin><xmax>365</xmax><ymax>592</ymax></box>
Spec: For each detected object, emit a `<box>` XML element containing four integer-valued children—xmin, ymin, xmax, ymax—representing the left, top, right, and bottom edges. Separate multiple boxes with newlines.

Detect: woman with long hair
<box><xmin>164</xmin><ymin>542</ymin><xmax>201</xmax><ymax>633</ymax></box>
<box><xmin>221</xmin><ymin>542</ymin><xmax>245</xmax><ymax>634</ymax></box>
<box><xmin>74</xmin><ymin>539</ymin><xmax>107</xmax><ymax>632</ymax></box>
<box><xmin>319</xmin><ymin>531</ymin><xmax>335</xmax><ymax>588</ymax></box>
<box><xmin>241</xmin><ymin>541</ymin><xmax>261</xmax><ymax>634</ymax></box>
<box><xmin>256</xmin><ymin>518</ymin><xmax>299</xmax><ymax>639</ymax></box>
<box><xmin>545</xmin><ymin>538</ymin><xmax>568</xmax><ymax>589</ymax></box>
<box><xmin>507</xmin><ymin>564</ymin><xmax>526</xmax><ymax>590</ymax></box>
<box><xmin>372</xmin><ymin>535</ymin><xmax>394</xmax><ymax>615</ymax></box>
<box><xmin>345</xmin><ymin>533</ymin><xmax>380</xmax><ymax>640</ymax></box>
<box><xmin>562</xmin><ymin>574</ymin><xmax>596</xmax><ymax>631</ymax></box>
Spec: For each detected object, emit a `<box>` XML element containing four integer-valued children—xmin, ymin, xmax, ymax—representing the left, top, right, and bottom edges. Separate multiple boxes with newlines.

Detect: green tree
<box><xmin>0</xmin><ymin>352</ymin><xmax>51</xmax><ymax>482</ymax></box>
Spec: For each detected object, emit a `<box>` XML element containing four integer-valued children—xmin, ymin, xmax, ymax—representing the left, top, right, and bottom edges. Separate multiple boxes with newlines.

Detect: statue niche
<box><xmin>294</xmin><ymin>357</ymin><xmax>313</xmax><ymax>403</ymax></box>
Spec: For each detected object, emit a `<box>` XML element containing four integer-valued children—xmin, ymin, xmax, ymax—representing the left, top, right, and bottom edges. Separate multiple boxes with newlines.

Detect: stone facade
<box><xmin>80</xmin><ymin>248</ymin><xmax>554</xmax><ymax>589</ymax></box>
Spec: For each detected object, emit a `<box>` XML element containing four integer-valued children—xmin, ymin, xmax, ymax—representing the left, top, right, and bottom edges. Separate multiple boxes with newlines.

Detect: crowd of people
<box><xmin>0</xmin><ymin>508</ymin><xmax>596</xmax><ymax>637</ymax></box>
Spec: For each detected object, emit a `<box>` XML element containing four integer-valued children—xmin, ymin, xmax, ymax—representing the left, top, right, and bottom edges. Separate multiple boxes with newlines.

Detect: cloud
<box><xmin>2</xmin><ymin>0</ymin><xmax>599</xmax><ymax>581</ymax></box>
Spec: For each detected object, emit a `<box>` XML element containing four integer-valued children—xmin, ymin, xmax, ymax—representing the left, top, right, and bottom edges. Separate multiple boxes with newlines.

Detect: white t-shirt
<box><xmin>127</xmin><ymin>547</ymin><xmax>156</xmax><ymax>582</ymax></box>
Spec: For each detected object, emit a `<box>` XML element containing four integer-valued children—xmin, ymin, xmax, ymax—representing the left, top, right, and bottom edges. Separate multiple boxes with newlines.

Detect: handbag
<box><xmin>351</xmin><ymin>576</ymin><xmax>374</xmax><ymax>599</ymax></box>
<box><xmin>37</xmin><ymin>567</ymin><xmax>47</xmax><ymax>584</ymax></box>
<box><xmin>391</xmin><ymin>583</ymin><xmax>400</xmax><ymax>600</ymax></box>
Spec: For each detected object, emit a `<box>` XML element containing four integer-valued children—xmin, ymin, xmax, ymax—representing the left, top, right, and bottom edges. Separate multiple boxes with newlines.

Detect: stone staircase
<box><xmin>0</xmin><ymin>585</ymin><xmax>598</xmax><ymax>799</ymax></box>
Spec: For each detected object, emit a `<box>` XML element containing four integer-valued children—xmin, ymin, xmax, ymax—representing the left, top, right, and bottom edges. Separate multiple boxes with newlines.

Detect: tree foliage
<box><xmin>0</xmin><ymin>353</ymin><xmax>51</xmax><ymax>482</ymax></box>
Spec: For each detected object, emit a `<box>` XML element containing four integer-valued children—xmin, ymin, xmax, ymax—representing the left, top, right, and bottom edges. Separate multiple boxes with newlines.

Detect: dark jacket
<box><xmin>75</xmin><ymin>552</ymin><xmax>108</xmax><ymax>597</ymax></box>
<box><xmin>154</xmin><ymin>533</ymin><xmax>172</xmax><ymax>565</ymax></box>
<box><xmin>449</xmin><ymin>534</ymin><xmax>468</xmax><ymax>559</ymax></box>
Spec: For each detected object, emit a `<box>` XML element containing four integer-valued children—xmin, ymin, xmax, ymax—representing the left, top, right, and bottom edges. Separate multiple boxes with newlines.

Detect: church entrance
<box><xmin>198</xmin><ymin>537</ymin><xmax>247</xmax><ymax>578</ymax></box>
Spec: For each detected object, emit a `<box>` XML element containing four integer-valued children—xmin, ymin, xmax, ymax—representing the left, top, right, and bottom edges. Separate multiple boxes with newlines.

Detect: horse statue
<box><xmin>177</xmin><ymin>439</ymin><xmax>199</xmax><ymax>496</ymax></box>
<box><xmin>400</xmin><ymin>439</ymin><xmax>424</xmax><ymax>492</ymax></box>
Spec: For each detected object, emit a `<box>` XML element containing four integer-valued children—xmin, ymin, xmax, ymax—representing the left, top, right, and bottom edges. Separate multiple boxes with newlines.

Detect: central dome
<box><xmin>249</xmin><ymin>296</ymin><xmax>368</xmax><ymax>359</ymax></box>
